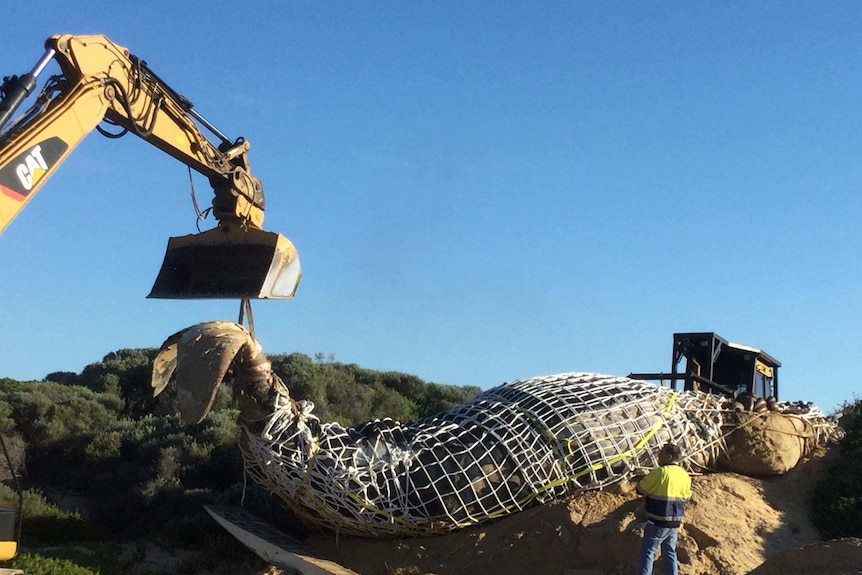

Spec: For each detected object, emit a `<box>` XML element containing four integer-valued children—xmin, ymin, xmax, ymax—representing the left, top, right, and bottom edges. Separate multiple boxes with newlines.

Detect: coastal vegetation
<box><xmin>0</xmin><ymin>347</ymin><xmax>857</xmax><ymax>574</ymax></box>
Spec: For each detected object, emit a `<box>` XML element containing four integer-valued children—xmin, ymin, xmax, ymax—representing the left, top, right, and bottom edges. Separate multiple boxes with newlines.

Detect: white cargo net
<box><xmin>238</xmin><ymin>372</ymin><xmax>826</xmax><ymax>537</ymax></box>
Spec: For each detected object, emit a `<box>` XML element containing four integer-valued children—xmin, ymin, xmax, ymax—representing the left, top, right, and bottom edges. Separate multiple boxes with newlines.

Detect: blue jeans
<box><xmin>637</xmin><ymin>521</ymin><xmax>679</xmax><ymax>575</ymax></box>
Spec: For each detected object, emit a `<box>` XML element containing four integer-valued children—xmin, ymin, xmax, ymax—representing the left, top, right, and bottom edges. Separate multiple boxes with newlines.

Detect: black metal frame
<box><xmin>629</xmin><ymin>332</ymin><xmax>781</xmax><ymax>400</ymax></box>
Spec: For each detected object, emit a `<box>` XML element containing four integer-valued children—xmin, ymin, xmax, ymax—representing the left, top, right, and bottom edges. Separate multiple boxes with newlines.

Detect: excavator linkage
<box><xmin>148</xmin><ymin>224</ymin><xmax>301</xmax><ymax>299</ymax></box>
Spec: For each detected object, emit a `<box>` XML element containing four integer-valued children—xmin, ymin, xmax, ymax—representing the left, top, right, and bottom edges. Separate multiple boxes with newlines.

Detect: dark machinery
<box><xmin>629</xmin><ymin>332</ymin><xmax>781</xmax><ymax>400</ymax></box>
<box><xmin>0</xmin><ymin>434</ymin><xmax>22</xmax><ymax>566</ymax></box>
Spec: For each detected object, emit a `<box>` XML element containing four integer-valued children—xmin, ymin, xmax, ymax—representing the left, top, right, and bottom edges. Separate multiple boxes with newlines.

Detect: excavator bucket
<box><xmin>148</xmin><ymin>225</ymin><xmax>301</xmax><ymax>299</ymax></box>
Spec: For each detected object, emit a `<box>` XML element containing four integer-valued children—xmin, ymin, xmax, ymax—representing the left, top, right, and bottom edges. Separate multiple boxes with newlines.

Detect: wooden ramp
<box><xmin>205</xmin><ymin>505</ymin><xmax>359</xmax><ymax>575</ymax></box>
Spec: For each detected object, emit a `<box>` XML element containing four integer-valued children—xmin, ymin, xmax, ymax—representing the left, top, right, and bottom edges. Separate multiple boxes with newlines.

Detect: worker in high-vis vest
<box><xmin>636</xmin><ymin>443</ymin><xmax>692</xmax><ymax>575</ymax></box>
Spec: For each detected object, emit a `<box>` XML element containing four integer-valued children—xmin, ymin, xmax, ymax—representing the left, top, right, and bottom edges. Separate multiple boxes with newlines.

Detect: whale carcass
<box><xmin>151</xmin><ymin>321</ymin><xmax>838</xmax><ymax>537</ymax></box>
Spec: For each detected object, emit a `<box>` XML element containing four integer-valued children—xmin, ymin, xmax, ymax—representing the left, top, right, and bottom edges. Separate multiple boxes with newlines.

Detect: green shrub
<box><xmin>418</xmin><ymin>382</ymin><xmax>482</xmax><ymax>416</ymax></box>
<box><xmin>3</xmin><ymin>382</ymin><xmax>120</xmax><ymax>446</ymax></box>
<box><xmin>0</xmin><ymin>378</ymin><xmax>23</xmax><ymax>393</ymax></box>
<box><xmin>369</xmin><ymin>382</ymin><xmax>418</xmax><ymax>422</ymax></box>
<box><xmin>7</xmin><ymin>553</ymin><xmax>100</xmax><ymax>575</ymax></box>
<box><xmin>811</xmin><ymin>398</ymin><xmax>862</xmax><ymax>538</ymax></box>
<box><xmin>85</xmin><ymin>431</ymin><xmax>123</xmax><ymax>460</ymax></box>
<box><xmin>17</xmin><ymin>488</ymin><xmax>107</xmax><ymax>544</ymax></box>
<box><xmin>77</xmin><ymin>348</ymin><xmax>159</xmax><ymax>417</ymax></box>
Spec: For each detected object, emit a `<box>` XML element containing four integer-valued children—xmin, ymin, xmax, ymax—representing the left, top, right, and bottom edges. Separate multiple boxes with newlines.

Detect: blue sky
<box><xmin>1</xmin><ymin>2</ymin><xmax>860</xmax><ymax>413</ymax></box>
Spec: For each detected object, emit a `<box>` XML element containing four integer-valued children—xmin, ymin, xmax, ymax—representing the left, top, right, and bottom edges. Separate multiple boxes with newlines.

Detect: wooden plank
<box><xmin>205</xmin><ymin>505</ymin><xmax>360</xmax><ymax>575</ymax></box>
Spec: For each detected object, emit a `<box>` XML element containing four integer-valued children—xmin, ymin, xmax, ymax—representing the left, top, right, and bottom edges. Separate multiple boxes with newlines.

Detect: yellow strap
<box><xmin>300</xmin><ymin>439</ymin><xmax>320</xmax><ymax>490</ymax></box>
<box><xmin>346</xmin><ymin>492</ymin><xmax>415</xmax><ymax>527</ymax></box>
<box><xmin>555</xmin><ymin>391</ymin><xmax>679</xmax><ymax>488</ymax></box>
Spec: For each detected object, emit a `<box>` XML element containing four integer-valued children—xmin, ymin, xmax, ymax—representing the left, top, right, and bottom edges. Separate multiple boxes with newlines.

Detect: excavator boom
<box><xmin>0</xmin><ymin>34</ymin><xmax>301</xmax><ymax>299</ymax></box>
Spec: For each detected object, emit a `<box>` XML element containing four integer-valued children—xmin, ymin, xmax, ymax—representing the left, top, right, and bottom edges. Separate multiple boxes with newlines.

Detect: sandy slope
<box><xmin>135</xmin><ymin>445</ymin><xmax>856</xmax><ymax>575</ymax></box>
<box><xmin>266</xmin><ymin>446</ymin><xmax>860</xmax><ymax>575</ymax></box>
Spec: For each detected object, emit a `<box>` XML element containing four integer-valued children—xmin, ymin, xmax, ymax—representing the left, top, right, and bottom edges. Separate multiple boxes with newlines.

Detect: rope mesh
<box><xmin>238</xmin><ymin>372</ymin><xmax>828</xmax><ymax>537</ymax></box>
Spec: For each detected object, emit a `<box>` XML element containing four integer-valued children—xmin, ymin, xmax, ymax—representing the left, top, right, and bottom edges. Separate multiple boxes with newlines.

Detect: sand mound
<box><xmin>290</xmin><ymin>447</ymin><xmax>851</xmax><ymax>575</ymax></box>
<box><xmin>718</xmin><ymin>412</ymin><xmax>818</xmax><ymax>475</ymax></box>
<box><xmin>747</xmin><ymin>537</ymin><xmax>862</xmax><ymax>575</ymax></box>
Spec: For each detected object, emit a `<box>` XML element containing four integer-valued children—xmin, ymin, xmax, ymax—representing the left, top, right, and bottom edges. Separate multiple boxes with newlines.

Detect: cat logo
<box><xmin>0</xmin><ymin>137</ymin><xmax>68</xmax><ymax>200</ymax></box>
<box><xmin>16</xmin><ymin>144</ymin><xmax>49</xmax><ymax>191</ymax></box>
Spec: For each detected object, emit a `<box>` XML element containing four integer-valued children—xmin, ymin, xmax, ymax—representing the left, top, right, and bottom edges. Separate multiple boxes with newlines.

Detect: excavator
<box><xmin>0</xmin><ymin>33</ymin><xmax>301</xmax><ymax>298</ymax></box>
<box><xmin>0</xmin><ymin>34</ymin><xmax>303</xmax><ymax>569</ymax></box>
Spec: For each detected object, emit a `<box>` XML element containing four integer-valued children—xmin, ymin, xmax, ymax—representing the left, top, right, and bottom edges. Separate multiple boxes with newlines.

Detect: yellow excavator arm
<box><xmin>0</xmin><ymin>34</ymin><xmax>301</xmax><ymax>299</ymax></box>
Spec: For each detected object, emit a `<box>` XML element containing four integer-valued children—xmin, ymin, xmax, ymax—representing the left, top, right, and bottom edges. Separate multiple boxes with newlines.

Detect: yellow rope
<box><xmin>550</xmin><ymin>391</ymin><xmax>679</xmax><ymax>491</ymax></box>
<box><xmin>346</xmin><ymin>492</ymin><xmax>415</xmax><ymax>527</ymax></box>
